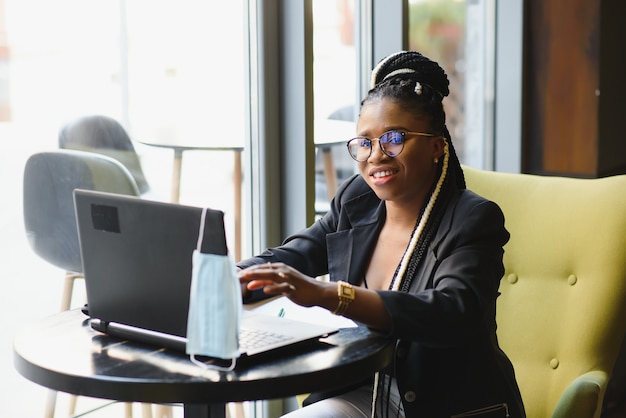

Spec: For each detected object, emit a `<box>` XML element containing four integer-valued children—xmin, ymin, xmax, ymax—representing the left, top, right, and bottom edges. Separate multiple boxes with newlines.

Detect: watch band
<box><xmin>332</xmin><ymin>280</ymin><xmax>355</xmax><ymax>316</ymax></box>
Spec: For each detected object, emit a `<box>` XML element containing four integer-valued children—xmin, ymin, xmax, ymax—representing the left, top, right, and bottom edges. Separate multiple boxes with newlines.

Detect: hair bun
<box><xmin>370</xmin><ymin>51</ymin><xmax>449</xmax><ymax>98</ymax></box>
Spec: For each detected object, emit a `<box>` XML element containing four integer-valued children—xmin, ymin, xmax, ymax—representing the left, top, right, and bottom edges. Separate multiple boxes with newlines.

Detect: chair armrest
<box><xmin>551</xmin><ymin>371</ymin><xmax>608</xmax><ymax>418</ymax></box>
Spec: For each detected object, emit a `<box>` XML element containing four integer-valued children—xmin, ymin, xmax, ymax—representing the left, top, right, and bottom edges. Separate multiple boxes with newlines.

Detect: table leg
<box><xmin>321</xmin><ymin>147</ymin><xmax>338</xmax><ymax>201</ymax></box>
<box><xmin>233</xmin><ymin>151</ymin><xmax>242</xmax><ymax>261</ymax></box>
<box><xmin>184</xmin><ymin>403</ymin><xmax>226</xmax><ymax>418</ymax></box>
<box><xmin>171</xmin><ymin>149</ymin><xmax>183</xmax><ymax>203</ymax></box>
<box><xmin>44</xmin><ymin>390</ymin><xmax>57</xmax><ymax>418</ymax></box>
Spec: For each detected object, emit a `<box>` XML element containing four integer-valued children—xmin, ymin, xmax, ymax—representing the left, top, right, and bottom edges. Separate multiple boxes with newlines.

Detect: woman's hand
<box><xmin>238</xmin><ymin>262</ymin><xmax>332</xmax><ymax>308</ymax></box>
<box><xmin>239</xmin><ymin>262</ymin><xmax>392</xmax><ymax>331</ymax></box>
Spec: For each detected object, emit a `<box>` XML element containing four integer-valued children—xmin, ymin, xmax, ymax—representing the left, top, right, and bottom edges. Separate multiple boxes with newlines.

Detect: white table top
<box><xmin>132</xmin><ymin>119</ymin><xmax>355</xmax><ymax>150</ymax></box>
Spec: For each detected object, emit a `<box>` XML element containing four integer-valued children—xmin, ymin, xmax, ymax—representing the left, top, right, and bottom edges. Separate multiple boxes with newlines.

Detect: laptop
<box><xmin>73</xmin><ymin>189</ymin><xmax>338</xmax><ymax>357</ymax></box>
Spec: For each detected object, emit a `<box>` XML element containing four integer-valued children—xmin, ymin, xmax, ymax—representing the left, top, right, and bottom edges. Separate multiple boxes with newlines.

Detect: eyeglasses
<box><xmin>346</xmin><ymin>130</ymin><xmax>438</xmax><ymax>162</ymax></box>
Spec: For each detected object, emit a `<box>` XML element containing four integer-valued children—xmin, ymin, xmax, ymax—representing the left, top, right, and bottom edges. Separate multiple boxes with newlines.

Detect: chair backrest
<box><xmin>463</xmin><ymin>166</ymin><xmax>626</xmax><ymax>418</ymax></box>
<box><xmin>23</xmin><ymin>149</ymin><xmax>140</xmax><ymax>274</ymax></box>
<box><xmin>58</xmin><ymin>115</ymin><xmax>150</xmax><ymax>194</ymax></box>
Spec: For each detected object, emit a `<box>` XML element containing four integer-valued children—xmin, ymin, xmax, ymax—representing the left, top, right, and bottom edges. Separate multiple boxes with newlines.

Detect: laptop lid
<box><xmin>74</xmin><ymin>189</ymin><xmax>227</xmax><ymax>339</ymax></box>
<box><xmin>73</xmin><ymin>189</ymin><xmax>338</xmax><ymax>356</ymax></box>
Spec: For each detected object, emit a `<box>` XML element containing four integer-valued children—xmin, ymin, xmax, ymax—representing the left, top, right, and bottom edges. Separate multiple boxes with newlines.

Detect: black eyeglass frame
<box><xmin>346</xmin><ymin>130</ymin><xmax>438</xmax><ymax>162</ymax></box>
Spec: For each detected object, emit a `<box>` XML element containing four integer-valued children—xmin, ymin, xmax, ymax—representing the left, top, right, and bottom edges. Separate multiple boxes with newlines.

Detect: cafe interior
<box><xmin>1</xmin><ymin>0</ymin><xmax>625</xmax><ymax>417</ymax></box>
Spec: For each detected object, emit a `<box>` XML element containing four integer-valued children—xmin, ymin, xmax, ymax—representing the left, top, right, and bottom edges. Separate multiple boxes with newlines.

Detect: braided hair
<box><xmin>364</xmin><ymin>51</ymin><xmax>466</xmax><ymax>418</ymax></box>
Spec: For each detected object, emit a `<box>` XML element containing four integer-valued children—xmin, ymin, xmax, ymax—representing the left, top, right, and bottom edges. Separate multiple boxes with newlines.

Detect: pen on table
<box><xmin>278</xmin><ymin>308</ymin><xmax>285</xmax><ymax>318</ymax></box>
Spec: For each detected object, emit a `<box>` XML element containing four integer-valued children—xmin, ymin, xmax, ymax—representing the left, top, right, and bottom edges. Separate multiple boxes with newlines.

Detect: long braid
<box><xmin>366</xmin><ymin>51</ymin><xmax>465</xmax><ymax>418</ymax></box>
<box><xmin>391</xmin><ymin>140</ymin><xmax>449</xmax><ymax>291</ymax></box>
<box><xmin>443</xmin><ymin>125</ymin><xmax>465</xmax><ymax>189</ymax></box>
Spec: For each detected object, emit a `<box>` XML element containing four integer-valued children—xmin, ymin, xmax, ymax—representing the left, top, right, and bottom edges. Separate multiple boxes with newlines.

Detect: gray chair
<box><xmin>58</xmin><ymin>115</ymin><xmax>150</xmax><ymax>195</ymax></box>
<box><xmin>23</xmin><ymin>149</ymin><xmax>140</xmax><ymax>310</ymax></box>
<box><xmin>22</xmin><ymin>149</ymin><xmax>156</xmax><ymax>418</ymax></box>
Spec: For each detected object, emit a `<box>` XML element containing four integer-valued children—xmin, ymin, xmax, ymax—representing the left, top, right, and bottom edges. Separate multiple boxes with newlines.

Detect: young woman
<box><xmin>238</xmin><ymin>50</ymin><xmax>525</xmax><ymax>418</ymax></box>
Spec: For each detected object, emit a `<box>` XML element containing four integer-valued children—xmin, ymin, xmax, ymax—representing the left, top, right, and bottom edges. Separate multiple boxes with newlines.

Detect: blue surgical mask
<box><xmin>186</xmin><ymin>208</ymin><xmax>241</xmax><ymax>371</ymax></box>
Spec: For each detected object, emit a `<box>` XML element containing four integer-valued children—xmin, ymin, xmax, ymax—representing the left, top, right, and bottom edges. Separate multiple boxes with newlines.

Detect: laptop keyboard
<box><xmin>240</xmin><ymin>328</ymin><xmax>293</xmax><ymax>351</ymax></box>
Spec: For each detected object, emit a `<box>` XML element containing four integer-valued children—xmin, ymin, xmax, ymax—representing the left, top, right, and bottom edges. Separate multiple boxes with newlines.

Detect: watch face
<box><xmin>340</xmin><ymin>283</ymin><xmax>355</xmax><ymax>299</ymax></box>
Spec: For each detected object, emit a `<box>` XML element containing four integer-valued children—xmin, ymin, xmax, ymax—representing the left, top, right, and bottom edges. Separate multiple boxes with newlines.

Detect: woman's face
<box><xmin>355</xmin><ymin>98</ymin><xmax>444</xmax><ymax>207</ymax></box>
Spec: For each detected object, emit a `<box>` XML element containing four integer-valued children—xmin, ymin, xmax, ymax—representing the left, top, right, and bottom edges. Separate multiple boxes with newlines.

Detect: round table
<box><xmin>14</xmin><ymin>309</ymin><xmax>394</xmax><ymax>418</ymax></box>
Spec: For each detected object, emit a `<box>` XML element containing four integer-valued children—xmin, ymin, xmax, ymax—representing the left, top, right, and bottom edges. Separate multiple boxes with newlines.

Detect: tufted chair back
<box><xmin>463</xmin><ymin>166</ymin><xmax>626</xmax><ymax>418</ymax></box>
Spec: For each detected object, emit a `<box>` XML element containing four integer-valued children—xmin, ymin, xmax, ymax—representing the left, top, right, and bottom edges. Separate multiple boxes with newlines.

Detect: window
<box><xmin>2</xmin><ymin>0</ymin><xmax>247</xmax><ymax>256</ymax></box>
<box><xmin>1</xmin><ymin>1</ymin><xmax>248</xmax><ymax>415</ymax></box>
<box><xmin>409</xmin><ymin>0</ymin><xmax>498</xmax><ymax>169</ymax></box>
<box><xmin>312</xmin><ymin>0</ymin><xmax>358</xmax><ymax>213</ymax></box>
<box><xmin>409</xmin><ymin>0</ymin><xmax>467</xmax><ymax>160</ymax></box>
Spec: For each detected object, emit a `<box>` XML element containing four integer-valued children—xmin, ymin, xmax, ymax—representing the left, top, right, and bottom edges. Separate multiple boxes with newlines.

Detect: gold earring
<box><xmin>434</xmin><ymin>157</ymin><xmax>439</xmax><ymax>164</ymax></box>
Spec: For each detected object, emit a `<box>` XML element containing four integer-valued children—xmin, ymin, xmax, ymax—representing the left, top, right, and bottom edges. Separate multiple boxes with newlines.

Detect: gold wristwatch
<box><xmin>332</xmin><ymin>281</ymin><xmax>355</xmax><ymax>316</ymax></box>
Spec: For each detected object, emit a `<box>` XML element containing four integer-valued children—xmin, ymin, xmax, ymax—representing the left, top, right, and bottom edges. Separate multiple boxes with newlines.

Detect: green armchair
<box><xmin>463</xmin><ymin>166</ymin><xmax>626</xmax><ymax>418</ymax></box>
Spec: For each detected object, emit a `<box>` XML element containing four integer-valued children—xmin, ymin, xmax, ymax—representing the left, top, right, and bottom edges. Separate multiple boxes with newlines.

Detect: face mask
<box><xmin>186</xmin><ymin>208</ymin><xmax>241</xmax><ymax>371</ymax></box>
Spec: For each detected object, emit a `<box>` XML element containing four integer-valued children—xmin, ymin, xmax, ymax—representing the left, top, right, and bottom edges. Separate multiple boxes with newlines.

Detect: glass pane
<box><xmin>2</xmin><ymin>0</ymin><xmax>247</xmax><ymax>254</ymax></box>
<box><xmin>124</xmin><ymin>0</ymin><xmax>246</xmax><ymax>259</ymax></box>
<box><xmin>312</xmin><ymin>0</ymin><xmax>358</xmax><ymax>213</ymax></box>
<box><xmin>408</xmin><ymin>0</ymin><xmax>466</xmax><ymax>161</ymax></box>
<box><xmin>1</xmin><ymin>1</ymin><xmax>247</xmax><ymax>415</ymax></box>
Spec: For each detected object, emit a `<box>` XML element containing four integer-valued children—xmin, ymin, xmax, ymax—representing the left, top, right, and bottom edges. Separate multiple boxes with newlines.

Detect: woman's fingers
<box><xmin>240</xmin><ymin>264</ymin><xmax>297</xmax><ymax>297</ymax></box>
<box><xmin>239</xmin><ymin>262</ymin><xmax>291</xmax><ymax>282</ymax></box>
<box><xmin>246</xmin><ymin>280</ymin><xmax>294</xmax><ymax>298</ymax></box>
<box><xmin>246</xmin><ymin>279</ymin><xmax>276</xmax><ymax>290</ymax></box>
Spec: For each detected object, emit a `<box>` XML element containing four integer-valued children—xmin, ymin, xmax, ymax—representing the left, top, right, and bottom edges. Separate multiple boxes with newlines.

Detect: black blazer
<box><xmin>238</xmin><ymin>174</ymin><xmax>525</xmax><ymax>417</ymax></box>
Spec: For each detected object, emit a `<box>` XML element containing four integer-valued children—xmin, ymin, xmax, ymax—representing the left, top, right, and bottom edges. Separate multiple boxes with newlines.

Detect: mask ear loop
<box><xmin>188</xmin><ymin>207</ymin><xmax>237</xmax><ymax>372</ymax></box>
<box><xmin>196</xmin><ymin>207</ymin><xmax>207</xmax><ymax>251</ymax></box>
<box><xmin>190</xmin><ymin>354</ymin><xmax>237</xmax><ymax>372</ymax></box>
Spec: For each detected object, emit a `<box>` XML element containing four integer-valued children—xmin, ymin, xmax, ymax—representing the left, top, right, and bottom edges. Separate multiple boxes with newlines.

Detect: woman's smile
<box><xmin>370</xmin><ymin>167</ymin><xmax>399</xmax><ymax>183</ymax></box>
